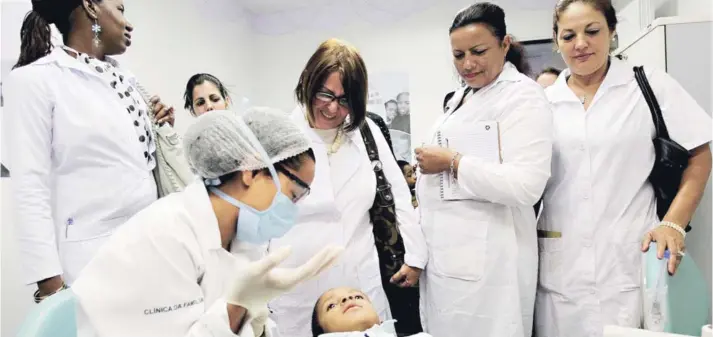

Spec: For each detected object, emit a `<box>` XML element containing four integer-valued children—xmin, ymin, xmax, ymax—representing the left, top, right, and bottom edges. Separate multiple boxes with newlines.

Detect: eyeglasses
<box><xmin>275</xmin><ymin>165</ymin><xmax>311</xmax><ymax>203</ymax></box>
<box><xmin>315</xmin><ymin>91</ymin><xmax>349</xmax><ymax>109</ymax></box>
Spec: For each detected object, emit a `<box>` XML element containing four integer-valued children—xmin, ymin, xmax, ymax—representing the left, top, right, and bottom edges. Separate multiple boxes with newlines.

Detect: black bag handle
<box><xmin>360</xmin><ymin>123</ymin><xmax>395</xmax><ymax>207</ymax></box>
<box><xmin>634</xmin><ymin>66</ymin><xmax>671</xmax><ymax>140</ymax></box>
<box><xmin>443</xmin><ymin>87</ymin><xmax>472</xmax><ymax>113</ymax></box>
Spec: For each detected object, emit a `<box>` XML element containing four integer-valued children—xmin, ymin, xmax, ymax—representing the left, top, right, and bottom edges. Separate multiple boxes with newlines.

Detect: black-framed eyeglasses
<box><xmin>275</xmin><ymin>165</ymin><xmax>311</xmax><ymax>202</ymax></box>
<box><xmin>315</xmin><ymin>91</ymin><xmax>349</xmax><ymax>109</ymax></box>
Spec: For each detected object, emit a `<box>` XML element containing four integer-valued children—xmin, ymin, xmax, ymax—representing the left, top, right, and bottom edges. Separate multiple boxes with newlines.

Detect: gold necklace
<box><xmin>327</xmin><ymin>127</ymin><xmax>345</xmax><ymax>156</ymax></box>
<box><xmin>305</xmin><ymin>112</ymin><xmax>345</xmax><ymax>156</ymax></box>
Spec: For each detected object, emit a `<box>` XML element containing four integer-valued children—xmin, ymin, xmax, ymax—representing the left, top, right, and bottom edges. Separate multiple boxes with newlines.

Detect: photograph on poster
<box><xmin>367</xmin><ymin>72</ymin><xmax>411</xmax><ymax>162</ymax></box>
<box><xmin>522</xmin><ymin>38</ymin><xmax>567</xmax><ymax>81</ymax></box>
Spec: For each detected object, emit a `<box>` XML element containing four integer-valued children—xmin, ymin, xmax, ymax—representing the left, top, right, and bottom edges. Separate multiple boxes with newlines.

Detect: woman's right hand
<box><xmin>227</xmin><ymin>245</ymin><xmax>343</xmax><ymax>314</ymax></box>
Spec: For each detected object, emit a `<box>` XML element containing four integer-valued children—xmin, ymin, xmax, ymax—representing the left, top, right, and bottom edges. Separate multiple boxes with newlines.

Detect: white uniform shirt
<box><xmin>416</xmin><ymin>62</ymin><xmax>552</xmax><ymax>337</ymax></box>
<box><xmin>3</xmin><ymin>48</ymin><xmax>157</xmax><ymax>285</ymax></box>
<box><xmin>319</xmin><ymin>320</ymin><xmax>431</xmax><ymax>337</ymax></box>
<box><xmin>267</xmin><ymin>108</ymin><xmax>428</xmax><ymax>337</ymax></box>
<box><xmin>72</xmin><ymin>182</ymin><xmax>277</xmax><ymax>337</ymax></box>
<box><xmin>535</xmin><ymin>58</ymin><xmax>712</xmax><ymax>337</ymax></box>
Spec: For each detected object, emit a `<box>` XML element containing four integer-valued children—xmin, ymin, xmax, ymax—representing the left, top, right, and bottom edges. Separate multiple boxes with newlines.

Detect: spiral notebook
<box><xmin>438</xmin><ymin>121</ymin><xmax>501</xmax><ymax>201</ymax></box>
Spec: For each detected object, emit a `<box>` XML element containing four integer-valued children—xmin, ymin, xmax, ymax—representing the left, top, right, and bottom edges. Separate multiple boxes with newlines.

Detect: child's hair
<box><xmin>311</xmin><ymin>298</ymin><xmax>325</xmax><ymax>337</ymax></box>
<box><xmin>397</xmin><ymin>160</ymin><xmax>411</xmax><ymax>172</ymax></box>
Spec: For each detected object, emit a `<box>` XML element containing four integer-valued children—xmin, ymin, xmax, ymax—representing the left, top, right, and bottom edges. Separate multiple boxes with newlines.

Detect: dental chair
<box><xmin>17</xmin><ymin>289</ymin><xmax>77</xmax><ymax>337</ymax></box>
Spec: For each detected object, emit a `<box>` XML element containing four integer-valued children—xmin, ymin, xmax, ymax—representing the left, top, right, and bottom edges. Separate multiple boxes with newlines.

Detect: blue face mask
<box><xmin>210</xmin><ymin>184</ymin><xmax>297</xmax><ymax>245</ymax></box>
<box><xmin>206</xmin><ymin>119</ymin><xmax>302</xmax><ymax>245</ymax></box>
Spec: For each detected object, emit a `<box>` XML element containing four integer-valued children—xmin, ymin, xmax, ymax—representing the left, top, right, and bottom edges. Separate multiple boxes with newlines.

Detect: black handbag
<box><xmin>633</xmin><ymin>66</ymin><xmax>692</xmax><ymax>232</ymax></box>
<box><xmin>359</xmin><ymin>123</ymin><xmax>423</xmax><ymax>336</ymax></box>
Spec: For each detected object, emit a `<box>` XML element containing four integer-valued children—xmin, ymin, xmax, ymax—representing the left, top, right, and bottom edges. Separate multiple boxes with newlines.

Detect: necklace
<box><xmin>305</xmin><ymin>112</ymin><xmax>345</xmax><ymax>156</ymax></box>
<box><xmin>579</xmin><ymin>95</ymin><xmax>587</xmax><ymax>105</ymax></box>
<box><xmin>327</xmin><ymin>127</ymin><xmax>345</xmax><ymax>156</ymax></box>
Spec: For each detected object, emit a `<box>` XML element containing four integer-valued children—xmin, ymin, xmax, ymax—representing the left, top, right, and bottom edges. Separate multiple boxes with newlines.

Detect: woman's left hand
<box><xmin>641</xmin><ymin>224</ymin><xmax>686</xmax><ymax>275</ymax></box>
<box><xmin>391</xmin><ymin>264</ymin><xmax>422</xmax><ymax>288</ymax></box>
<box><xmin>414</xmin><ymin>146</ymin><xmax>455</xmax><ymax>175</ymax></box>
<box><xmin>150</xmin><ymin>96</ymin><xmax>175</xmax><ymax>126</ymax></box>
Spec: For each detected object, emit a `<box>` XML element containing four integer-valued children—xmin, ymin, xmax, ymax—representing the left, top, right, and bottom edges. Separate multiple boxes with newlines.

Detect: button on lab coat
<box><xmin>72</xmin><ymin>182</ymin><xmax>277</xmax><ymax>337</ymax></box>
<box><xmin>267</xmin><ymin>107</ymin><xmax>428</xmax><ymax>337</ymax></box>
<box><xmin>3</xmin><ymin>48</ymin><xmax>157</xmax><ymax>285</ymax></box>
<box><xmin>416</xmin><ymin>62</ymin><xmax>552</xmax><ymax>337</ymax></box>
<box><xmin>535</xmin><ymin>58</ymin><xmax>712</xmax><ymax>337</ymax></box>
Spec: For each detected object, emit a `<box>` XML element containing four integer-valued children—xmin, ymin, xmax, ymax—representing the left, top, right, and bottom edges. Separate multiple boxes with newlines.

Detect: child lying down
<box><xmin>311</xmin><ymin>287</ymin><xmax>432</xmax><ymax>337</ymax></box>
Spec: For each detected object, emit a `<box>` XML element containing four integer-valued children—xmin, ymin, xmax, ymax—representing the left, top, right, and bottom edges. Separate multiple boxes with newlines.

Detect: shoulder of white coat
<box><xmin>503</xmin><ymin>72</ymin><xmax>550</xmax><ymax>107</ymax></box>
<box><xmin>5</xmin><ymin>62</ymin><xmax>58</xmax><ymax>93</ymax></box>
<box><xmin>121</xmin><ymin>194</ymin><xmax>195</xmax><ymax>245</ymax></box>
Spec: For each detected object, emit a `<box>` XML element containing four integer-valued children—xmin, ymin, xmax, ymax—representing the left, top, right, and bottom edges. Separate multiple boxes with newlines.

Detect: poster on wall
<box><xmin>522</xmin><ymin>39</ymin><xmax>567</xmax><ymax>79</ymax></box>
<box><xmin>367</xmin><ymin>72</ymin><xmax>411</xmax><ymax>162</ymax></box>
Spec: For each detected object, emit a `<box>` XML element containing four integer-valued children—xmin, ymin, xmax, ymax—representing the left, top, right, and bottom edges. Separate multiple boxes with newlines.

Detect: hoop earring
<box><xmin>91</xmin><ymin>19</ymin><xmax>102</xmax><ymax>47</ymax></box>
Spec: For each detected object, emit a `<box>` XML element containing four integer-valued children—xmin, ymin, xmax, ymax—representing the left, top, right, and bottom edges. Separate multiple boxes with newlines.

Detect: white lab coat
<box><xmin>3</xmin><ymin>48</ymin><xmax>157</xmax><ymax>285</ymax></box>
<box><xmin>71</xmin><ymin>181</ymin><xmax>277</xmax><ymax>337</ymax></box>
<box><xmin>267</xmin><ymin>107</ymin><xmax>428</xmax><ymax>337</ymax></box>
<box><xmin>416</xmin><ymin>62</ymin><xmax>552</xmax><ymax>337</ymax></box>
<box><xmin>535</xmin><ymin>58</ymin><xmax>712</xmax><ymax>337</ymax></box>
<box><xmin>319</xmin><ymin>320</ymin><xmax>432</xmax><ymax>337</ymax></box>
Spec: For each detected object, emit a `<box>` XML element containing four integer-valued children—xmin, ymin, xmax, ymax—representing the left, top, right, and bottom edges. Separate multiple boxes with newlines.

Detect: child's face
<box><xmin>316</xmin><ymin>287</ymin><xmax>380</xmax><ymax>333</ymax></box>
<box><xmin>402</xmin><ymin>164</ymin><xmax>416</xmax><ymax>187</ymax></box>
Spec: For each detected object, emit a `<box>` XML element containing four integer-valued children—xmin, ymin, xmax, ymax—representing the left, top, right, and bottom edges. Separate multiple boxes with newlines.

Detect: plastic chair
<box><xmin>17</xmin><ymin>289</ymin><xmax>77</xmax><ymax>337</ymax></box>
<box><xmin>643</xmin><ymin>242</ymin><xmax>710</xmax><ymax>336</ymax></box>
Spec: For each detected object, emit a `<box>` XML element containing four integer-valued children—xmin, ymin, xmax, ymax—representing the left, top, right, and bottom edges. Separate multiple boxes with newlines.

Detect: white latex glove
<box><xmin>228</xmin><ymin>245</ymin><xmax>343</xmax><ymax>315</ymax></box>
<box><xmin>249</xmin><ymin>306</ymin><xmax>269</xmax><ymax>337</ymax></box>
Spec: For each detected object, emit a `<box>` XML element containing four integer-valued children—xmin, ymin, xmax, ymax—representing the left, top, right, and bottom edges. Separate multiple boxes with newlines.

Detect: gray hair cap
<box><xmin>183</xmin><ymin>108</ymin><xmax>311</xmax><ymax>180</ymax></box>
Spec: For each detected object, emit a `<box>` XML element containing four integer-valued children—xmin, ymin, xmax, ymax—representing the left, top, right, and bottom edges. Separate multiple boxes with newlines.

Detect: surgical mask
<box><xmin>210</xmin><ymin>184</ymin><xmax>297</xmax><ymax>245</ymax></box>
<box><xmin>206</xmin><ymin>116</ymin><xmax>299</xmax><ymax>244</ymax></box>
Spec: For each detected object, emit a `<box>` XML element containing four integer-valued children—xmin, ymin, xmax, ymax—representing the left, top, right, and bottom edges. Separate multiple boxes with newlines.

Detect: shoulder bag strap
<box><xmin>359</xmin><ymin>123</ymin><xmax>395</xmax><ymax>206</ymax></box>
<box><xmin>443</xmin><ymin>87</ymin><xmax>473</xmax><ymax>113</ymax></box>
<box><xmin>634</xmin><ymin>66</ymin><xmax>671</xmax><ymax>140</ymax></box>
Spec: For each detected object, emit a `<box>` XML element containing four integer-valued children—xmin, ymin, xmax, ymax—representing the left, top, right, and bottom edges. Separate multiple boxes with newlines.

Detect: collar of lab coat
<box><xmin>31</xmin><ymin>46</ymin><xmax>136</xmax><ymax>83</ymax></box>
<box><xmin>445</xmin><ymin>61</ymin><xmax>522</xmax><ymax>113</ymax></box>
<box><xmin>547</xmin><ymin>57</ymin><xmax>634</xmax><ymax>104</ymax></box>
<box><xmin>319</xmin><ymin>320</ymin><xmax>397</xmax><ymax>336</ymax></box>
<box><xmin>182</xmin><ymin>181</ymin><xmax>223</xmax><ymax>251</ymax></box>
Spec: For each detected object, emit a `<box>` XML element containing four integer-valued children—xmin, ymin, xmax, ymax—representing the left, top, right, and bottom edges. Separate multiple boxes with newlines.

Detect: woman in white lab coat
<box><xmin>414</xmin><ymin>3</ymin><xmax>552</xmax><ymax>337</ymax></box>
<box><xmin>267</xmin><ymin>38</ymin><xmax>428</xmax><ymax>337</ymax></box>
<box><xmin>71</xmin><ymin>109</ymin><xmax>343</xmax><ymax>336</ymax></box>
<box><xmin>4</xmin><ymin>0</ymin><xmax>174</xmax><ymax>300</ymax></box>
<box><xmin>183</xmin><ymin>73</ymin><xmax>232</xmax><ymax>116</ymax></box>
<box><xmin>535</xmin><ymin>1</ymin><xmax>712</xmax><ymax>336</ymax></box>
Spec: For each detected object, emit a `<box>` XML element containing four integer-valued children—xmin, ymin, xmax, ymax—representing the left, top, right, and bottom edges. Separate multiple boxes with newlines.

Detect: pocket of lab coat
<box><xmin>537</xmin><ymin>237</ymin><xmax>563</xmax><ymax>291</ymax></box>
<box><xmin>64</xmin><ymin>215</ymin><xmax>130</xmax><ymax>242</ymax></box>
<box><xmin>615</xmin><ymin>241</ymin><xmax>644</xmax><ymax>286</ymax></box>
<box><xmin>59</xmin><ymin>215</ymin><xmax>130</xmax><ymax>284</ymax></box>
<box><xmin>430</xmin><ymin>211</ymin><xmax>488</xmax><ymax>281</ymax></box>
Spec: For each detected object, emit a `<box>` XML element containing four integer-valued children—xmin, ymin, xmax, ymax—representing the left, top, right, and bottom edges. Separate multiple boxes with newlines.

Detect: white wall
<box><xmin>0</xmin><ymin>0</ymin><xmax>251</xmax><ymax>335</ymax></box>
<box><xmin>249</xmin><ymin>2</ymin><xmax>554</xmax><ymax>149</ymax></box>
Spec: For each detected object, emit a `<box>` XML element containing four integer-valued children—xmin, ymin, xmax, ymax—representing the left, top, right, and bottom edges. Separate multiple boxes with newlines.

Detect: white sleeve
<box><xmin>367</xmin><ymin>120</ymin><xmax>428</xmax><ymax>269</ymax></box>
<box><xmin>648</xmin><ymin>68</ymin><xmax>712</xmax><ymax>150</ymax></box>
<box><xmin>4</xmin><ymin>67</ymin><xmax>63</xmax><ymax>285</ymax></box>
<box><xmin>457</xmin><ymin>85</ymin><xmax>553</xmax><ymax>206</ymax></box>
<box><xmin>72</xmin><ymin>215</ymin><xmax>243</xmax><ymax>337</ymax></box>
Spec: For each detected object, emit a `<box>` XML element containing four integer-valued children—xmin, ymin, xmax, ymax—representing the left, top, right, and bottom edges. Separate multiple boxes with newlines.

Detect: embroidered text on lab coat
<box><xmin>143</xmin><ymin>297</ymin><xmax>204</xmax><ymax>315</ymax></box>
